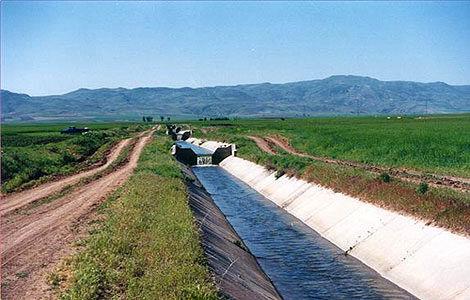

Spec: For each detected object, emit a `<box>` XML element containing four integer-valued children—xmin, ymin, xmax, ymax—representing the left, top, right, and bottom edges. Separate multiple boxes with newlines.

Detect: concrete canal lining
<box><xmin>182</xmin><ymin>165</ymin><xmax>281</xmax><ymax>299</ymax></box>
<box><xmin>219</xmin><ymin>156</ymin><xmax>470</xmax><ymax>300</ymax></box>
<box><xmin>193</xmin><ymin>166</ymin><xmax>414</xmax><ymax>299</ymax></box>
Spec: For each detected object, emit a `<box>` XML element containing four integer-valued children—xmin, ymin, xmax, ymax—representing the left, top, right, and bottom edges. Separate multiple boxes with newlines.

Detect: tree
<box><xmin>167</xmin><ymin>117</ymin><xmax>171</xmax><ymax>122</ymax></box>
<box><xmin>160</xmin><ymin>116</ymin><xmax>164</xmax><ymax>122</ymax></box>
<box><xmin>142</xmin><ymin>116</ymin><xmax>146</xmax><ymax>122</ymax></box>
<box><xmin>145</xmin><ymin>116</ymin><xmax>153</xmax><ymax>122</ymax></box>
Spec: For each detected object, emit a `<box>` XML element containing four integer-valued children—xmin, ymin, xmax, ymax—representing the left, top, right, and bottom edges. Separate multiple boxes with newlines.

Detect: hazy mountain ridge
<box><xmin>2</xmin><ymin>75</ymin><xmax>470</xmax><ymax>122</ymax></box>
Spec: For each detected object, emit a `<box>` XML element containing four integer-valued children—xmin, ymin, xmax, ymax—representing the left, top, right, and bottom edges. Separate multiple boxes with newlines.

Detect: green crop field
<box><xmin>187</xmin><ymin>114</ymin><xmax>470</xmax><ymax>233</ymax></box>
<box><xmin>1</xmin><ymin>122</ymin><xmax>148</xmax><ymax>193</ymax></box>
<box><xmin>190</xmin><ymin>114</ymin><xmax>470</xmax><ymax>178</ymax></box>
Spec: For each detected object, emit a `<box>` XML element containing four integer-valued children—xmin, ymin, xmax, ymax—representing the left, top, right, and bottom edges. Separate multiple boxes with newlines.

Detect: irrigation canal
<box><xmin>192</xmin><ymin>166</ymin><xmax>414</xmax><ymax>299</ymax></box>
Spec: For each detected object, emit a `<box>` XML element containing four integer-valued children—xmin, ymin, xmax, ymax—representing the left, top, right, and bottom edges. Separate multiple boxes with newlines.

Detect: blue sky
<box><xmin>1</xmin><ymin>1</ymin><xmax>470</xmax><ymax>96</ymax></box>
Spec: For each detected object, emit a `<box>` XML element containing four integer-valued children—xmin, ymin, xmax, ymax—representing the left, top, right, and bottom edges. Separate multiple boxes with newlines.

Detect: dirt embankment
<box><xmin>251</xmin><ymin>134</ymin><xmax>470</xmax><ymax>192</ymax></box>
<box><xmin>0</xmin><ymin>131</ymin><xmax>154</xmax><ymax>300</ymax></box>
<box><xmin>0</xmin><ymin>138</ymin><xmax>131</xmax><ymax>216</ymax></box>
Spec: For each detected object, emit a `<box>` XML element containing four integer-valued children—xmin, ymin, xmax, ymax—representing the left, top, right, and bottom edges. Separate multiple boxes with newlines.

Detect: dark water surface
<box><xmin>192</xmin><ymin>166</ymin><xmax>414</xmax><ymax>300</ymax></box>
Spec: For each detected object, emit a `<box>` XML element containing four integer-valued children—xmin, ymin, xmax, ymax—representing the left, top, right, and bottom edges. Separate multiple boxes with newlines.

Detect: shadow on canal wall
<box><xmin>220</xmin><ymin>156</ymin><xmax>470</xmax><ymax>300</ymax></box>
<box><xmin>181</xmin><ymin>165</ymin><xmax>282</xmax><ymax>300</ymax></box>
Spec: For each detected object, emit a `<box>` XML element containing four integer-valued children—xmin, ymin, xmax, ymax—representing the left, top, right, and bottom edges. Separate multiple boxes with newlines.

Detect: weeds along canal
<box><xmin>192</xmin><ymin>166</ymin><xmax>414</xmax><ymax>300</ymax></box>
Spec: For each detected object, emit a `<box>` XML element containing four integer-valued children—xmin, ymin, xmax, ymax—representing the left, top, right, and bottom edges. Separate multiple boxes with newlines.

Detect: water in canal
<box><xmin>192</xmin><ymin>166</ymin><xmax>414</xmax><ymax>300</ymax></box>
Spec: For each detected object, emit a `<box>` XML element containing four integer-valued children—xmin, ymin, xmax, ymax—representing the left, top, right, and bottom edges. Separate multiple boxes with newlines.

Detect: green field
<box><xmin>190</xmin><ymin>114</ymin><xmax>470</xmax><ymax>177</ymax></box>
<box><xmin>1</xmin><ymin>122</ymin><xmax>148</xmax><ymax>193</ymax></box>
<box><xmin>188</xmin><ymin>114</ymin><xmax>470</xmax><ymax>233</ymax></box>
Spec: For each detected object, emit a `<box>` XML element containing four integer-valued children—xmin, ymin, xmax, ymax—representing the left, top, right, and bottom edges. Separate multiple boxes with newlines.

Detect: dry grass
<box><xmin>303</xmin><ymin>163</ymin><xmax>470</xmax><ymax>233</ymax></box>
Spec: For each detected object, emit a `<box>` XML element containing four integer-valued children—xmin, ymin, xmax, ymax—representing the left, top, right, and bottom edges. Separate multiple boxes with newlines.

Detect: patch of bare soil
<box><xmin>253</xmin><ymin>135</ymin><xmax>469</xmax><ymax>192</ymax></box>
<box><xmin>200</xmin><ymin>127</ymin><xmax>219</xmax><ymax>134</ymax></box>
<box><xmin>0</xmin><ymin>131</ymin><xmax>154</xmax><ymax>300</ymax></box>
<box><xmin>0</xmin><ymin>138</ymin><xmax>131</xmax><ymax>216</ymax></box>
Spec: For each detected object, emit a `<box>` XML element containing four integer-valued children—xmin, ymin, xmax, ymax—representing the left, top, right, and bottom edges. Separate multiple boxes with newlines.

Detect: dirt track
<box><xmin>0</xmin><ymin>131</ymin><xmax>153</xmax><ymax>300</ymax></box>
<box><xmin>252</xmin><ymin>135</ymin><xmax>470</xmax><ymax>192</ymax></box>
<box><xmin>0</xmin><ymin>138</ymin><xmax>131</xmax><ymax>216</ymax></box>
<box><xmin>248</xmin><ymin>135</ymin><xmax>276</xmax><ymax>155</ymax></box>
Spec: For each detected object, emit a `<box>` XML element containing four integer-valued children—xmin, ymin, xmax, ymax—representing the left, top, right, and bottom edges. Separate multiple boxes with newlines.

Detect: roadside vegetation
<box><xmin>51</xmin><ymin>135</ymin><xmax>218</xmax><ymax>299</ymax></box>
<box><xmin>21</xmin><ymin>138</ymin><xmax>137</xmax><ymax>213</ymax></box>
<box><xmin>1</xmin><ymin>123</ymin><xmax>148</xmax><ymax>193</ymax></box>
<box><xmin>189</xmin><ymin>114</ymin><xmax>470</xmax><ymax>234</ymax></box>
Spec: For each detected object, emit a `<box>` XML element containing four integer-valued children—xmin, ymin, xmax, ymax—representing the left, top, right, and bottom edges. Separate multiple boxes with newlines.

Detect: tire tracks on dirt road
<box><xmin>0</xmin><ymin>138</ymin><xmax>132</xmax><ymax>216</ymax></box>
<box><xmin>0</xmin><ymin>130</ymin><xmax>154</xmax><ymax>300</ymax></box>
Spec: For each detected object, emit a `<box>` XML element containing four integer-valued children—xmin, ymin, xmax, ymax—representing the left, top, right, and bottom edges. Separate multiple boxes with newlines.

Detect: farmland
<box><xmin>191</xmin><ymin>114</ymin><xmax>470</xmax><ymax>178</ymax></box>
<box><xmin>190</xmin><ymin>114</ymin><xmax>470</xmax><ymax>233</ymax></box>
<box><xmin>1</xmin><ymin>123</ymin><xmax>148</xmax><ymax>193</ymax></box>
<box><xmin>1</xmin><ymin>115</ymin><xmax>469</xmax><ymax>299</ymax></box>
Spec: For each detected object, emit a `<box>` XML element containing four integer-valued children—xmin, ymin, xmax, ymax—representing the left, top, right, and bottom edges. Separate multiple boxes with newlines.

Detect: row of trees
<box><xmin>198</xmin><ymin>117</ymin><xmax>230</xmax><ymax>121</ymax></box>
<box><xmin>142</xmin><ymin>116</ymin><xmax>171</xmax><ymax>122</ymax></box>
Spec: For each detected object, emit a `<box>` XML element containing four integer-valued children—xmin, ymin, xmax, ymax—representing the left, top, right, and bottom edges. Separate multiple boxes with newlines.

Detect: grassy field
<box><xmin>188</xmin><ymin>114</ymin><xmax>470</xmax><ymax>233</ymax></box>
<box><xmin>51</xmin><ymin>135</ymin><xmax>217</xmax><ymax>299</ymax></box>
<box><xmin>190</xmin><ymin>114</ymin><xmax>470</xmax><ymax>177</ymax></box>
<box><xmin>1</xmin><ymin>122</ymin><xmax>148</xmax><ymax>193</ymax></box>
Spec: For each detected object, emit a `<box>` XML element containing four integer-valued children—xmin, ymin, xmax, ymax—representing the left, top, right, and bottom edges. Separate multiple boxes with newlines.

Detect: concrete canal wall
<box><xmin>220</xmin><ymin>156</ymin><xmax>470</xmax><ymax>300</ymax></box>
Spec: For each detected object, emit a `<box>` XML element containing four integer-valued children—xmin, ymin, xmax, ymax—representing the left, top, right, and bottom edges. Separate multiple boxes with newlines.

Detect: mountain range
<box><xmin>2</xmin><ymin>75</ymin><xmax>470</xmax><ymax>122</ymax></box>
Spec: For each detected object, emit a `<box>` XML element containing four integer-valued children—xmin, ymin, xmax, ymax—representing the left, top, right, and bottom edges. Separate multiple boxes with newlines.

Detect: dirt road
<box><xmin>252</xmin><ymin>135</ymin><xmax>470</xmax><ymax>192</ymax></box>
<box><xmin>0</xmin><ymin>138</ymin><xmax>131</xmax><ymax>216</ymax></box>
<box><xmin>1</xmin><ymin>131</ymin><xmax>154</xmax><ymax>299</ymax></box>
<box><xmin>247</xmin><ymin>136</ymin><xmax>276</xmax><ymax>155</ymax></box>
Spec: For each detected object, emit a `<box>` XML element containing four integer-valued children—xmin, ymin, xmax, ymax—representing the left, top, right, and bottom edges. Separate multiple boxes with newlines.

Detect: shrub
<box><xmin>417</xmin><ymin>182</ymin><xmax>429</xmax><ymax>194</ymax></box>
<box><xmin>62</xmin><ymin>151</ymin><xmax>77</xmax><ymax>164</ymax></box>
<box><xmin>379</xmin><ymin>172</ymin><xmax>391</xmax><ymax>183</ymax></box>
<box><xmin>275</xmin><ymin>169</ymin><xmax>286</xmax><ymax>179</ymax></box>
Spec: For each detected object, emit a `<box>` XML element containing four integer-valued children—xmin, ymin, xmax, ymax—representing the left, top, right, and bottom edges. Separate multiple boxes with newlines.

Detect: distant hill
<box><xmin>2</xmin><ymin>75</ymin><xmax>470</xmax><ymax>122</ymax></box>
